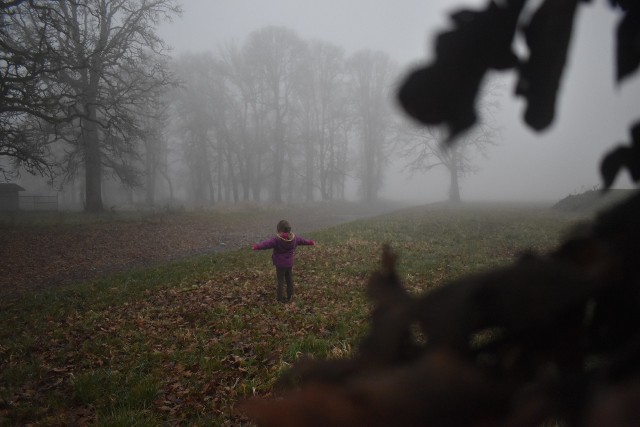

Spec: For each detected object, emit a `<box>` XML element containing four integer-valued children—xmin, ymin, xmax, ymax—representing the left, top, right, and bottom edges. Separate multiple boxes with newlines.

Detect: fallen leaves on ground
<box><xmin>1</xmin><ymin>243</ymin><xmax>373</xmax><ymax>425</ymax></box>
<box><xmin>0</xmin><ymin>202</ymin><xmax>403</xmax><ymax>425</ymax></box>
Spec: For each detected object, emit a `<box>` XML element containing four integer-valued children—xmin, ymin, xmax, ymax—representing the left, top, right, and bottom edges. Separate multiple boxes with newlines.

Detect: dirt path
<box><xmin>0</xmin><ymin>201</ymin><xmax>407</xmax><ymax>300</ymax></box>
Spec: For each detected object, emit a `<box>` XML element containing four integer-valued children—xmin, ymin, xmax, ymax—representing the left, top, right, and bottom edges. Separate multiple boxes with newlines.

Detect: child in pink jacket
<box><xmin>252</xmin><ymin>220</ymin><xmax>315</xmax><ymax>302</ymax></box>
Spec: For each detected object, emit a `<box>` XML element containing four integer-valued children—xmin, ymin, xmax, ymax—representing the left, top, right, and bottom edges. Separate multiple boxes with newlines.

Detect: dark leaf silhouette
<box><xmin>398</xmin><ymin>0</ymin><xmax>612</xmax><ymax>139</ymax></box>
<box><xmin>516</xmin><ymin>0</ymin><xmax>580</xmax><ymax>130</ymax></box>
<box><xmin>600</xmin><ymin>121</ymin><xmax>640</xmax><ymax>189</ymax></box>
<box><xmin>243</xmin><ymin>348</ymin><xmax>512</xmax><ymax>427</ymax></box>
<box><xmin>616</xmin><ymin>2</ymin><xmax>640</xmax><ymax>81</ymax></box>
<box><xmin>397</xmin><ymin>1</ymin><xmax>522</xmax><ymax>140</ymax></box>
<box><xmin>601</xmin><ymin>146</ymin><xmax>634</xmax><ymax>189</ymax></box>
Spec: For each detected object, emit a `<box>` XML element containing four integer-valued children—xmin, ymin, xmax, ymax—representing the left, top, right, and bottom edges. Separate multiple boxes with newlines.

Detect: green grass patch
<box><xmin>0</xmin><ymin>203</ymin><xmax>586</xmax><ymax>425</ymax></box>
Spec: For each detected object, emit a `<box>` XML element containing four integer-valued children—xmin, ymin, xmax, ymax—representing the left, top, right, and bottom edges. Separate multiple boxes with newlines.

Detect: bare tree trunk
<box><xmin>84</xmin><ymin>106</ymin><xmax>103</xmax><ymax>212</ymax></box>
<box><xmin>362</xmin><ymin>125</ymin><xmax>377</xmax><ymax>203</ymax></box>
<box><xmin>145</xmin><ymin>145</ymin><xmax>157</xmax><ymax>206</ymax></box>
<box><xmin>242</xmin><ymin>159</ymin><xmax>251</xmax><ymax>201</ymax></box>
<box><xmin>217</xmin><ymin>152</ymin><xmax>224</xmax><ymax>203</ymax></box>
<box><xmin>305</xmin><ymin>135</ymin><xmax>314</xmax><ymax>202</ymax></box>
<box><xmin>207</xmin><ymin>161</ymin><xmax>216</xmax><ymax>206</ymax></box>
<box><xmin>449</xmin><ymin>150</ymin><xmax>461</xmax><ymax>203</ymax></box>
<box><xmin>252</xmin><ymin>155</ymin><xmax>261</xmax><ymax>202</ymax></box>
<box><xmin>273</xmin><ymin>118</ymin><xmax>284</xmax><ymax>203</ymax></box>
<box><xmin>159</xmin><ymin>169</ymin><xmax>174</xmax><ymax>202</ymax></box>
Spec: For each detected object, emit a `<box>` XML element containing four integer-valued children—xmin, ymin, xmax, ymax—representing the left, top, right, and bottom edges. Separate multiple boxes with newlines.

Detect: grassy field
<box><xmin>0</xmin><ymin>203</ymin><xmax>588</xmax><ymax>426</ymax></box>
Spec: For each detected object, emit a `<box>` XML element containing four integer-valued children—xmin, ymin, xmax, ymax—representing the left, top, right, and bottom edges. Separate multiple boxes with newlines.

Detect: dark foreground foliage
<box><xmin>244</xmin><ymin>0</ymin><xmax>640</xmax><ymax>425</ymax></box>
<box><xmin>244</xmin><ymin>191</ymin><xmax>640</xmax><ymax>426</ymax></box>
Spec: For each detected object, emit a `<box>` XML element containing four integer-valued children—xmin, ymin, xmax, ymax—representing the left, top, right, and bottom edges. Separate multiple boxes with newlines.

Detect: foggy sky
<box><xmin>159</xmin><ymin>0</ymin><xmax>640</xmax><ymax>204</ymax></box>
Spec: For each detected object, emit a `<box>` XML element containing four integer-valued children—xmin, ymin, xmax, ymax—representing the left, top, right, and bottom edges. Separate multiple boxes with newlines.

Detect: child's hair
<box><xmin>277</xmin><ymin>219</ymin><xmax>291</xmax><ymax>233</ymax></box>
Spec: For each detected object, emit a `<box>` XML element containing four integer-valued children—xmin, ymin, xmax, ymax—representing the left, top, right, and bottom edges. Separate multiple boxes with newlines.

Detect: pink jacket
<box><xmin>253</xmin><ymin>232</ymin><xmax>314</xmax><ymax>268</ymax></box>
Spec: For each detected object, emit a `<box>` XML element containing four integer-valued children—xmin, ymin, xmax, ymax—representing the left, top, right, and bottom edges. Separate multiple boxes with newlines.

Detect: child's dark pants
<box><xmin>276</xmin><ymin>266</ymin><xmax>294</xmax><ymax>301</ymax></box>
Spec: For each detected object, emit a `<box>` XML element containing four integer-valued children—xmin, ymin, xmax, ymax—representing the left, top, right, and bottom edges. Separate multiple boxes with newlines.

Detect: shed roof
<box><xmin>0</xmin><ymin>183</ymin><xmax>26</xmax><ymax>193</ymax></box>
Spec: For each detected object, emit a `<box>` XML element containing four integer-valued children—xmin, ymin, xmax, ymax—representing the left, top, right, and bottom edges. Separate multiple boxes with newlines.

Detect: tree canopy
<box><xmin>0</xmin><ymin>0</ymin><xmax>181</xmax><ymax>210</ymax></box>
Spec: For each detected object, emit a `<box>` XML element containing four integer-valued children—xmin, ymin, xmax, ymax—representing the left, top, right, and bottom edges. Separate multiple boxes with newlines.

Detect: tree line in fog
<box><xmin>166</xmin><ymin>26</ymin><xmax>398</xmax><ymax>207</ymax></box>
<box><xmin>1</xmin><ymin>1</ymin><xmax>494</xmax><ymax>211</ymax></box>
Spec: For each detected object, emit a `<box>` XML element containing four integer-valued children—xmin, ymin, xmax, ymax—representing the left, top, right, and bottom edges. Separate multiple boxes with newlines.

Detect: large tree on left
<box><xmin>0</xmin><ymin>1</ymin><xmax>70</xmax><ymax>180</ymax></box>
<box><xmin>2</xmin><ymin>0</ymin><xmax>180</xmax><ymax>211</ymax></box>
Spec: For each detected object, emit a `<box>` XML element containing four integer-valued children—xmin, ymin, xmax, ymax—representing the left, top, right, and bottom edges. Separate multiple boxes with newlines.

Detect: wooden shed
<box><xmin>0</xmin><ymin>183</ymin><xmax>26</xmax><ymax>212</ymax></box>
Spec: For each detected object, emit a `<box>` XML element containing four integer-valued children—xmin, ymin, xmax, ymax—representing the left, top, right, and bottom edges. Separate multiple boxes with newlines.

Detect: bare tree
<box><xmin>138</xmin><ymin>84</ymin><xmax>172</xmax><ymax>206</ymax></box>
<box><xmin>348</xmin><ymin>50</ymin><xmax>397</xmax><ymax>203</ymax></box>
<box><xmin>0</xmin><ymin>1</ymin><xmax>73</xmax><ymax>180</ymax></box>
<box><xmin>243</xmin><ymin>26</ymin><xmax>307</xmax><ymax>203</ymax></box>
<box><xmin>398</xmin><ymin>85</ymin><xmax>500</xmax><ymax>202</ymax></box>
<box><xmin>172</xmin><ymin>52</ymin><xmax>217</xmax><ymax>205</ymax></box>
<box><xmin>294</xmin><ymin>40</ymin><xmax>352</xmax><ymax>201</ymax></box>
<box><xmin>292</xmin><ymin>46</ymin><xmax>319</xmax><ymax>202</ymax></box>
<box><xmin>42</xmin><ymin>0</ymin><xmax>180</xmax><ymax>211</ymax></box>
<box><xmin>218</xmin><ymin>42</ymin><xmax>271</xmax><ymax>202</ymax></box>
<box><xmin>176</xmin><ymin>32</ymin><xmax>355</xmax><ymax>205</ymax></box>
<box><xmin>166</xmin><ymin>29</ymin><xmax>401</xmax><ymax>207</ymax></box>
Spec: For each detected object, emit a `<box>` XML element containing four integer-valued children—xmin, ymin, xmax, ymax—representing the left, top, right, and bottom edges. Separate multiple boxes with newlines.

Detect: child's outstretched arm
<box><xmin>252</xmin><ymin>237</ymin><xmax>278</xmax><ymax>250</ymax></box>
<box><xmin>296</xmin><ymin>236</ymin><xmax>316</xmax><ymax>246</ymax></box>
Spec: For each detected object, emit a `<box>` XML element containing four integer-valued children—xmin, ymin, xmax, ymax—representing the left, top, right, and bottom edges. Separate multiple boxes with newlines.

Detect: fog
<box><xmin>160</xmin><ymin>0</ymin><xmax>639</xmax><ymax>204</ymax></box>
